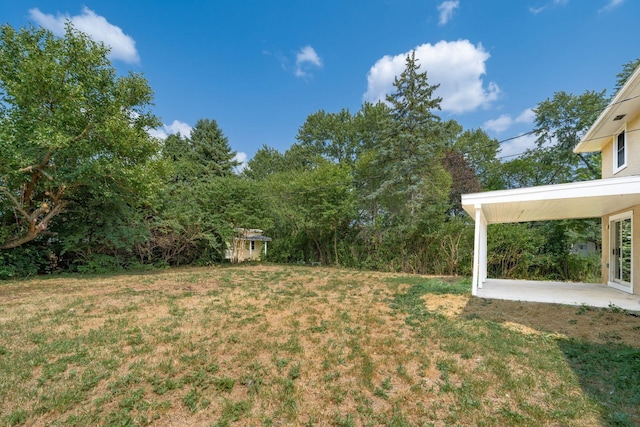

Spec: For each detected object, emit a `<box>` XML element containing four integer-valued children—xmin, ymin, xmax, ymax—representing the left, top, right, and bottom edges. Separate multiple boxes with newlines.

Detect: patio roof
<box><xmin>461</xmin><ymin>175</ymin><xmax>640</xmax><ymax>224</ymax></box>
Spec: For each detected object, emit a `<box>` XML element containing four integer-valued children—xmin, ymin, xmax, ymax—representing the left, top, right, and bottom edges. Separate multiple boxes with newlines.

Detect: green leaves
<box><xmin>372</xmin><ymin>50</ymin><xmax>448</xmax><ymax>226</ymax></box>
<box><xmin>0</xmin><ymin>23</ymin><xmax>160</xmax><ymax>250</ymax></box>
<box><xmin>531</xmin><ymin>90</ymin><xmax>607</xmax><ymax>184</ymax></box>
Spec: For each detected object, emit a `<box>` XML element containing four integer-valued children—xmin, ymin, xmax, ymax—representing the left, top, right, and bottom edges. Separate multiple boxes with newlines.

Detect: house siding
<box><xmin>601</xmin><ymin>111</ymin><xmax>640</xmax><ymax>179</ymax></box>
<box><xmin>601</xmin><ymin>205</ymin><xmax>640</xmax><ymax>296</ymax></box>
<box><xmin>226</xmin><ymin>229</ymin><xmax>271</xmax><ymax>263</ymax></box>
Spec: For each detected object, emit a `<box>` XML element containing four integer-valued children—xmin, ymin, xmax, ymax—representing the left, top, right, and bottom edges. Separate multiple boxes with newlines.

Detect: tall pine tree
<box><xmin>190</xmin><ymin>118</ymin><xmax>239</xmax><ymax>178</ymax></box>
<box><xmin>373</xmin><ymin>51</ymin><xmax>449</xmax><ymax>221</ymax></box>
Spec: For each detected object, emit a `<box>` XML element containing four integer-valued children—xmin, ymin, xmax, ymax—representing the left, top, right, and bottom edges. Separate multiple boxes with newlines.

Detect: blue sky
<box><xmin>1</xmin><ymin>0</ymin><xmax>638</xmax><ymax>167</ymax></box>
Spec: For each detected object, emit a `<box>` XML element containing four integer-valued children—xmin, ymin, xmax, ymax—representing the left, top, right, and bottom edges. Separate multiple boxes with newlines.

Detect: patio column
<box><xmin>472</xmin><ymin>204</ymin><xmax>488</xmax><ymax>296</ymax></box>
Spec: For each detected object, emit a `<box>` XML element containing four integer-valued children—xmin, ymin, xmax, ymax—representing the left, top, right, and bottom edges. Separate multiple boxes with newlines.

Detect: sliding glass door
<box><xmin>610</xmin><ymin>212</ymin><xmax>633</xmax><ymax>293</ymax></box>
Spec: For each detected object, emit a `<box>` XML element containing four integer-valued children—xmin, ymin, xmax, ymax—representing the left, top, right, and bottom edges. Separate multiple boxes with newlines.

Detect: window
<box><xmin>250</xmin><ymin>240</ymin><xmax>255</xmax><ymax>251</ymax></box>
<box><xmin>615</xmin><ymin>130</ymin><xmax>626</xmax><ymax>172</ymax></box>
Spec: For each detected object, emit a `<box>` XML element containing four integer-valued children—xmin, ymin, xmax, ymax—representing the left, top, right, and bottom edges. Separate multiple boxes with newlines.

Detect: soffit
<box><xmin>575</xmin><ymin>66</ymin><xmax>640</xmax><ymax>153</ymax></box>
<box><xmin>462</xmin><ymin>176</ymin><xmax>640</xmax><ymax>224</ymax></box>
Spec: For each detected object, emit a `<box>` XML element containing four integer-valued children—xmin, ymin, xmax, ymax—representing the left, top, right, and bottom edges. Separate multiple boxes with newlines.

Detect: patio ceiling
<box><xmin>461</xmin><ymin>175</ymin><xmax>640</xmax><ymax>224</ymax></box>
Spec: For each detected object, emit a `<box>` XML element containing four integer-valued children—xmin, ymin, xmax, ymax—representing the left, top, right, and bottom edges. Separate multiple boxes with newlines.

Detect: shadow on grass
<box><xmin>557</xmin><ymin>339</ymin><xmax>640</xmax><ymax>426</ymax></box>
<box><xmin>462</xmin><ymin>297</ymin><xmax>640</xmax><ymax>426</ymax></box>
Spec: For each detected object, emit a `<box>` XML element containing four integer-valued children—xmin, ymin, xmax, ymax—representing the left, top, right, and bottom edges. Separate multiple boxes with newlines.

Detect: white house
<box><xmin>462</xmin><ymin>66</ymin><xmax>640</xmax><ymax>306</ymax></box>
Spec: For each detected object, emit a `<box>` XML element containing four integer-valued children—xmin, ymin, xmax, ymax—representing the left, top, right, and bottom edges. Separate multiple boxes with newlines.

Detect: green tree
<box><xmin>354</xmin><ymin>102</ymin><xmax>391</xmax><ymax>154</ymax></box>
<box><xmin>243</xmin><ymin>144</ymin><xmax>287</xmax><ymax>180</ymax></box>
<box><xmin>145</xmin><ymin>174</ymin><xmax>272</xmax><ymax>266</ymax></box>
<box><xmin>615</xmin><ymin>58</ymin><xmax>640</xmax><ymax>92</ymax></box>
<box><xmin>296</xmin><ymin>108</ymin><xmax>360</xmax><ymax>165</ymax></box>
<box><xmin>155</xmin><ymin>118</ymin><xmax>251</xmax><ymax>265</ymax></box>
<box><xmin>189</xmin><ymin>118</ymin><xmax>239</xmax><ymax>178</ymax></box>
<box><xmin>372</xmin><ymin>50</ymin><xmax>447</xmax><ymax>219</ymax></box>
<box><xmin>452</xmin><ymin>128</ymin><xmax>502</xmax><ymax>190</ymax></box>
<box><xmin>533</xmin><ymin>90</ymin><xmax>607</xmax><ymax>183</ymax></box>
<box><xmin>163</xmin><ymin>133</ymin><xmax>198</xmax><ymax>184</ymax></box>
<box><xmin>0</xmin><ymin>23</ymin><xmax>160</xmax><ymax>250</ymax></box>
<box><xmin>357</xmin><ymin>51</ymin><xmax>451</xmax><ymax>274</ymax></box>
<box><xmin>267</xmin><ymin>162</ymin><xmax>356</xmax><ymax>266</ymax></box>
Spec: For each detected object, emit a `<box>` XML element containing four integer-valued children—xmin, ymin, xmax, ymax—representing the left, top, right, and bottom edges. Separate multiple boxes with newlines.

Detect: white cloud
<box><xmin>29</xmin><ymin>7</ymin><xmax>139</xmax><ymax>64</ymax></box>
<box><xmin>363</xmin><ymin>40</ymin><xmax>500</xmax><ymax>114</ymax></box>
<box><xmin>499</xmin><ymin>133</ymin><xmax>538</xmax><ymax>160</ymax></box>
<box><xmin>437</xmin><ymin>1</ymin><xmax>460</xmax><ymax>25</ymax></box>
<box><xmin>599</xmin><ymin>0</ymin><xmax>625</xmax><ymax>13</ymax></box>
<box><xmin>233</xmin><ymin>152</ymin><xmax>248</xmax><ymax>173</ymax></box>
<box><xmin>483</xmin><ymin>114</ymin><xmax>513</xmax><ymax>133</ymax></box>
<box><xmin>529</xmin><ymin>0</ymin><xmax>569</xmax><ymax>14</ymax></box>
<box><xmin>516</xmin><ymin>108</ymin><xmax>536</xmax><ymax>124</ymax></box>
<box><xmin>148</xmin><ymin>120</ymin><xmax>193</xmax><ymax>140</ymax></box>
<box><xmin>482</xmin><ymin>108</ymin><xmax>537</xmax><ymax>159</ymax></box>
<box><xmin>295</xmin><ymin>45</ymin><xmax>323</xmax><ymax>78</ymax></box>
<box><xmin>483</xmin><ymin>108</ymin><xmax>535</xmax><ymax>133</ymax></box>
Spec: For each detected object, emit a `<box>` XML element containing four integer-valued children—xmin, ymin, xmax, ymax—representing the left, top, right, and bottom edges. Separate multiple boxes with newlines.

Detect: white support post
<box><xmin>472</xmin><ymin>205</ymin><xmax>488</xmax><ymax>296</ymax></box>
<box><xmin>479</xmin><ymin>211</ymin><xmax>487</xmax><ymax>286</ymax></box>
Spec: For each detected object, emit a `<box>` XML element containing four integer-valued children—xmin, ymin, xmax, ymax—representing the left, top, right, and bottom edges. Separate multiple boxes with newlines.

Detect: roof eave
<box><xmin>575</xmin><ymin>65</ymin><xmax>640</xmax><ymax>153</ymax></box>
<box><xmin>462</xmin><ymin>175</ymin><xmax>640</xmax><ymax>224</ymax></box>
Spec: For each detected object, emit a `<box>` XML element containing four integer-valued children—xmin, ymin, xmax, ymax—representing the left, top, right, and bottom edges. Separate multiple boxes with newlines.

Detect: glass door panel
<box><xmin>610</xmin><ymin>215</ymin><xmax>632</xmax><ymax>292</ymax></box>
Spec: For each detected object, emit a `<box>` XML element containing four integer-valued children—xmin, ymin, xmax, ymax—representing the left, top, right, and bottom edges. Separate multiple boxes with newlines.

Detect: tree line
<box><xmin>1</xmin><ymin>23</ymin><xmax>636</xmax><ymax>280</ymax></box>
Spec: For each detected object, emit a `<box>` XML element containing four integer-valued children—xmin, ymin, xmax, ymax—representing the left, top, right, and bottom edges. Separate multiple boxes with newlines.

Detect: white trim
<box><xmin>575</xmin><ymin>65</ymin><xmax>640</xmax><ymax>153</ymax></box>
<box><xmin>608</xmin><ymin>210</ymin><xmax>633</xmax><ymax>294</ymax></box>
<box><xmin>613</xmin><ymin>127</ymin><xmax>627</xmax><ymax>174</ymax></box>
<box><xmin>462</xmin><ymin>175</ymin><xmax>640</xmax><ymax>224</ymax></box>
<box><xmin>610</xmin><ymin>210</ymin><xmax>632</xmax><ymax>222</ymax></box>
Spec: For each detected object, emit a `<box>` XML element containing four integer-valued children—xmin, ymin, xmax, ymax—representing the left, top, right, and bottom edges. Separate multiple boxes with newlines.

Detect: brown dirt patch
<box><xmin>461</xmin><ymin>297</ymin><xmax>640</xmax><ymax>346</ymax></box>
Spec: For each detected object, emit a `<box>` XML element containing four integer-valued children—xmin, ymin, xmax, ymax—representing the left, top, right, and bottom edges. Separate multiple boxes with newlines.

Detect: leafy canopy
<box><xmin>0</xmin><ymin>23</ymin><xmax>160</xmax><ymax>249</ymax></box>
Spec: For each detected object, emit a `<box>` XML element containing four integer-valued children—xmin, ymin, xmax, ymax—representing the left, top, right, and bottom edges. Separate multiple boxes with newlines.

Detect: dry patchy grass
<box><xmin>0</xmin><ymin>264</ymin><xmax>638</xmax><ymax>426</ymax></box>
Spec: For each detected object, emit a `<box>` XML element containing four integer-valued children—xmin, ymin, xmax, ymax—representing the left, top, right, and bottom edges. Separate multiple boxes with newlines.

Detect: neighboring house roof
<box><xmin>236</xmin><ymin>235</ymin><xmax>272</xmax><ymax>242</ymax></box>
<box><xmin>233</xmin><ymin>228</ymin><xmax>272</xmax><ymax>241</ymax></box>
<box><xmin>462</xmin><ymin>175</ymin><xmax>640</xmax><ymax>224</ymax></box>
<box><xmin>575</xmin><ymin>65</ymin><xmax>640</xmax><ymax>153</ymax></box>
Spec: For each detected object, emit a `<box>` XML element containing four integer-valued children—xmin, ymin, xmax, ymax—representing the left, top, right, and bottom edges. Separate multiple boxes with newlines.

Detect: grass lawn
<box><xmin>0</xmin><ymin>264</ymin><xmax>639</xmax><ymax>426</ymax></box>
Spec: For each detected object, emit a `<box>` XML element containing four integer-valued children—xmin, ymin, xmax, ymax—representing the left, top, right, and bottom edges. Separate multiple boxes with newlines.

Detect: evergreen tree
<box><xmin>373</xmin><ymin>50</ymin><xmax>448</xmax><ymax>220</ymax></box>
<box><xmin>615</xmin><ymin>58</ymin><xmax>640</xmax><ymax>93</ymax></box>
<box><xmin>243</xmin><ymin>144</ymin><xmax>287</xmax><ymax>180</ymax></box>
<box><xmin>190</xmin><ymin>118</ymin><xmax>239</xmax><ymax>178</ymax></box>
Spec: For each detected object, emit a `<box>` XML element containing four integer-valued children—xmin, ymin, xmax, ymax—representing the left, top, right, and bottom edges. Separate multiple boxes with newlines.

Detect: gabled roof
<box><xmin>461</xmin><ymin>175</ymin><xmax>640</xmax><ymax>224</ymax></box>
<box><xmin>575</xmin><ymin>65</ymin><xmax>640</xmax><ymax>153</ymax></box>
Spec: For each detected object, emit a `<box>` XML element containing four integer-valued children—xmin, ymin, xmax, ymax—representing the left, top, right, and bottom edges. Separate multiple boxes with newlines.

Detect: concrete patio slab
<box><xmin>476</xmin><ymin>279</ymin><xmax>640</xmax><ymax>312</ymax></box>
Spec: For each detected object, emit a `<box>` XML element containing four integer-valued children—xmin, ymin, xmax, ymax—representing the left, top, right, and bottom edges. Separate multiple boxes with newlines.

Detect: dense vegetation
<box><xmin>1</xmin><ymin>23</ymin><xmax>637</xmax><ymax>280</ymax></box>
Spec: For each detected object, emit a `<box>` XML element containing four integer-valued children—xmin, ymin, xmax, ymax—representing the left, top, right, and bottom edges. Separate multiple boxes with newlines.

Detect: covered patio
<box><xmin>462</xmin><ymin>175</ymin><xmax>640</xmax><ymax>307</ymax></box>
<box><xmin>477</xmin><ymin>279</ymin><xmax>640</xmax><ymax>312</ymax></box>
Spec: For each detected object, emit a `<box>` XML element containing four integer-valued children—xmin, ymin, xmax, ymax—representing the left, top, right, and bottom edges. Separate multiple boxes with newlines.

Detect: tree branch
<box><xmin>0</xmin><ymin>186</ymin><xmax>67</xmax><ymax>250</ymax></box>
<box><xmin>0</xmin><ymin>186</ymin><xmax>31</xmax><ymax>221</ymax></box>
